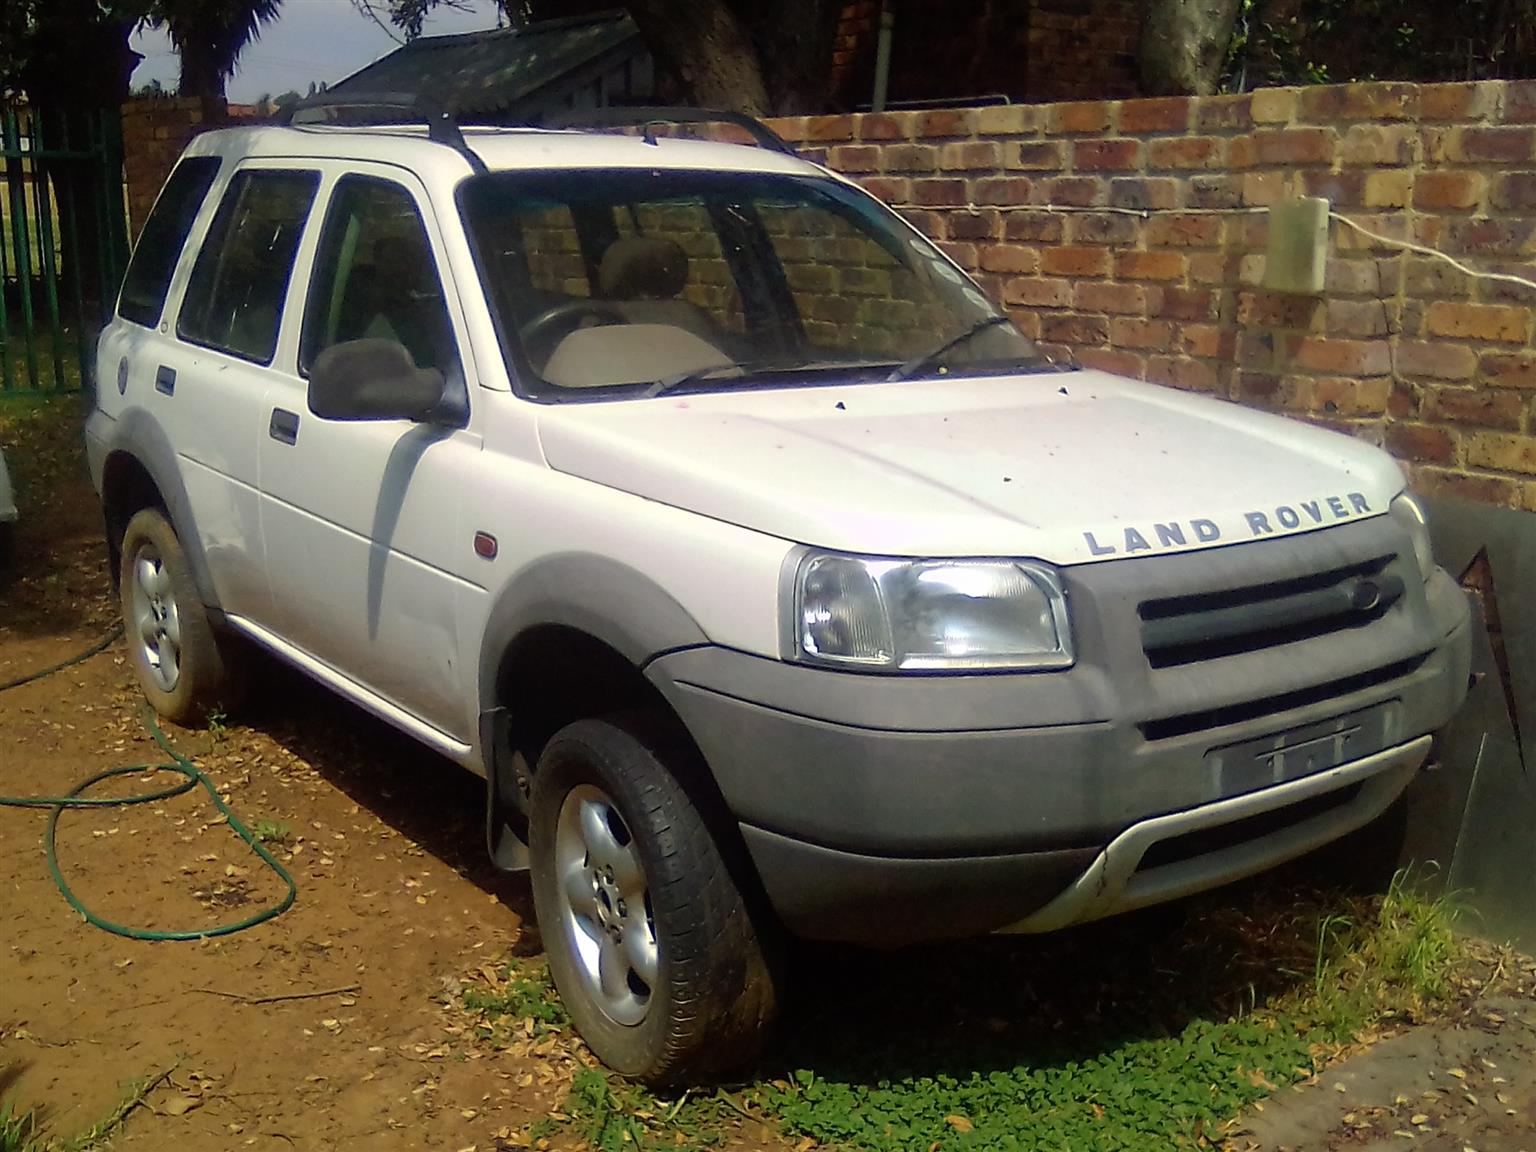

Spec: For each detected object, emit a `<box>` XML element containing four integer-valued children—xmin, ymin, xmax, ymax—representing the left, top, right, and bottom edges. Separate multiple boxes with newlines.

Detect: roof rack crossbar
<box><xmin>535</xmin><ymin>106</ymin><xmax>796</xmax><ymax>156</ymax></box>
<box><xmin>278</xmin><ymin>93</ymin><xmax>489</xmax><ymax>173</ymax></box>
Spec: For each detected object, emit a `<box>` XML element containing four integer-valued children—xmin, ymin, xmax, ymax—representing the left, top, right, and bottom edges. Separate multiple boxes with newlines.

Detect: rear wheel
<box><xmin>119</xmin><ymin>508</ymin><xmax>243</xmax><ymax>725</ymax></box>
<box><xmin>529</xmin><ymin>715</ymin><xmax>778</xmax><ymax>1084</ymax></box>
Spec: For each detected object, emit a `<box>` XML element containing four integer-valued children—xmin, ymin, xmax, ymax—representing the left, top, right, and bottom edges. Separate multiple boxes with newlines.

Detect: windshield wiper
<box><xmin>642</xmin><ymin>364</ymin><xmax>747</xmax><ymax>399</ymax></box>
<box><xmin>886</xmin><ymin>314</ymin><xmax>1014</xmax><ymax>382</ymax></box>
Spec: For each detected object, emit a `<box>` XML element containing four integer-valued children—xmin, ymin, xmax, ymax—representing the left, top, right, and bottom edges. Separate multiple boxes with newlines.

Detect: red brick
<box><xmin>937</xmin><ymin>241</ymin><xmax>978</xmax><ymax>269</ymax></box>
<box><xmin>973</xmin><ymin>176</ymin><xmax>1034</xmax><ymax>205</ymax></box>
<box><xmin>1302</xmin><ymin>169</ymin><xmax>1366</xmax><ymax>206</ymax></box>
<box><xmin>1002</xmin><ymin>277</ymin><xmax>1072</xmax><ymax>307</ymax></box>
<box><xmin>1078</xmin><ymin>348</ymin><xmax>1146</xmax><ymax>377</ymax></box>
<box><xmin>1110</xmin><ymin>317</ymin><xmax>1173</xmax><ymax>350</ymax></box>
<box><xmin>1011</xmin><ymin>141</ymin><xmax>1066</xmax><ymax>171</ymax></box>
<box><xmin>1414</xmin><ymin>468</ymin><xmax>1518</xmax><ymax>506</ymax></box>
<box><xmin>1118</xmin><ymin>97</ymin><xmax>1191</xmax><ymax>134</ymax></box>
<box><xmin>1325</xmin><ymin>299</ymin><xmax>1391</xmax><ymax>338</ymax></box>
<box><xmin>1150</xmin><ymin>287</ymin><xmax>1216</xmax><ymax>321</ymax></box>
<box><xmin>1456</xmin><ymin>126</ymin><xmax>1536</xmax><ymax>163</ymax></box>
<box><xmin>1444</xmin><ymin>217</ymin><xmax>1536</xmax><ymax>255</ymax></box>
<box><xmin>1074</xmin><ymin>281</ymin><xmax>1145</xmax><ymax>315</ymax></box>
<box><xmin>1148</xmin><ymin>355</ymin><xmax>1220</xmax><ymax>391</ymax></box>
<box><xmin>1073</xmin><ymin>139</ymin><xmax>1141</xmax><ymax>171</ymax></box>
<box><xmin>1250</xmin><ymin>88</ymin><xmax>1297</xmax><ymax>124</ymax></box>
<box><xmin>1047</xmin><ymin>101</ymin><xmax>1113</xmax><ymax>134</ymax></box>
<box><xmin>979</xmin><ymin>245</ymin><xmax>1040</xmax><ymax>275</ymax></box>
<box><xmin>1005</xmin><ymin>212</ymin><xmax>1065</xmax><ymax>243</ymax></box>
<box><xmin>805</xmin><ymin>115</ymin><xmax>855</xmax><ymax>142</ymax></box>
<box><xmin>1386</xmin><ymin>423</ymin><xmax>1456</xmax><ymax>464</ymax></box>
<box><xmin>1397</xmin><ymin>341</ymin><xmax>1478</xmax><ymax>380</ymax></box>
<box><xmin>1426</xmin><ymin>387</ymin><xmax>1524</xmax><ymax>430</ymax></box>
<box><xmin>1492</xmin><ymin>172</ymin><xmax>1536</xmax><ymax>211</ymax></box>
<box><xmin>1482</xmin><ymin>353</ymin><xmax>1536</xmax><ymax>391</ymax></box>
<box><xmin>1418</xmin><ymin>82</ymin><xmax>1488</xmax><ymax>122</ymax></box>
<box><xmin>918</xmin><ymin>108</ymin><xmax>975</xmax><ymax>138</ymax></box>
<box><xmin>1292</xmin><ymin>338</ymin><xmax>1392</xmax><ymax>376</ymax></box>
<box><xmin>859</xmin><ymin>176</ymin><xmax>910</xmax><ymax>204</ymax></box>
<box><xmin>1299</xmin><ymin>82</ymin><xmax>1417</xmax><ymax>123</ymax></box>
<box><xmin>1237</xmin><ymin>291</ymin><xmax>1320</xmax><ymax>329</ymax></box>
<box><xmin>1175</xmin><ymin>323</ymin><xmax>1226</xmax><ymax>359</ymax></box>
<box><xmin>1503</xmin><ymin>79</ymin><xmax>1536</xmax><ymax>124</ymax></box>
<box><xmin>858</xmin><ymin>112</ymin><xmax>912</xmax><ymax>141</ymax></box>
<box><xmin>939</xmin><ymin>141</ymin><xmax>1002</xmax><ymax>171</ymax></box>
<box><xmin>1147</xmin><ymin>136</ymin><xmax>1223</xmax><ymax>170</ymax></box>
<box><xmin>1145</xmin><ymin>215</ymin><xmax>1224</xmax><ymax>248</ymax></box>
<box><xmin>1426</xmin><ymin>302</ymin><xmax>1530</xmax><ymax>344</ymax></box>
<box><xmin>898</xmin><ymin>208</ymin><xmax>943</xmax><ymax>237</ymax></box>
<box><xmin>1338</xmin><ymin>124</ymin><xmax>1417</xmax><ymax>166</ymax></box>
<box><xmin>1044</xmin><ymin>176</ymin><xmax>1104</xmax><ymax>206</ymax></box>
<box><xmin>1254</xmin><ymin>127</ymin><xmax>1336</xmax><ymax>166</ymax></box>
<box><xmin>884</xmin><ymin>143</ymin><xmax>939</xmax><ymax>172</ymax></box>
<box><xmin>1194</xmin><ymin>94</ymin><xmax>1252</xmax><ymax>131</ymax></box>
<box><xmin>1413</xmin><ymin>171</ymin><xmax>1485</xmax><ymax>210</ymax></box>
<box><xmin>1041</xmin><ymin>312</ymin><xmax>1111</xmax><ymax>344</ymax></box>
<box><xmin>1115</xmin><ymin>250</ymin><xmax>1186</xmax><ymax>281</ymax></box>
<box><xmin>1309</xmin><ymin>375</ymin><xmax>1392</xmax><ymax>415</ymax></box>
<box><xmin>1464</xmin><ymin>431</ymin><xmax>1536</xmax><ymax>475</ymax></box>
<box><xmin>1109</xmin><ymin>177</ymin><xmax>1180</xmax><ymax>211</ymax></box>
<box><xmin>974</xmin><ymin>105</ymin><xmax>1037</xmax><ymax>136</ymax></box>
<box><xmin>912</xmin><ymin>179</ymin><xmax>967</xmax><ymax>207</ymax></box>
<box><xmin>1040</xmin><ymin>246</ymin><xmax>1111</xmax><ymax>277</ymax></box>
<box><xmin>1067</xmin><ymin>213</ymin><xmax>1136</xmax><ymax>246</ymax></box>
<box><xmin>946</xmin><ymin>211</ymin><xmax>1000</xmax><ymax>240</ymax></box>
<box><xmin>1187</xmin><ymin>174</ymin><xmax>1242</xmax><ymax>209</ymax></box>
<box><xmin>827</xmin><ymin>144</ymin><xmax>881</xmax><ymax>172</ymax></box>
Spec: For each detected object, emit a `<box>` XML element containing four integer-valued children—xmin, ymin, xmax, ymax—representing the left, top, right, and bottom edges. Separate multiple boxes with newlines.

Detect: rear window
<box><xmin>117</xmin><ymin>156</ymin><xmax>221</xmax><ymax>328</ymax></box>
<box><xmin>177</xmin><ymin>169</ymin><xmax>320</xmax><ymax>365</ymax></box>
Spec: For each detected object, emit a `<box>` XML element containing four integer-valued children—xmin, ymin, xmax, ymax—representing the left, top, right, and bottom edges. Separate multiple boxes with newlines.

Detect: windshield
<box><xmin>458</xmin><ymin>168</ymin><xmax>1046</xmax><ymax>399</ymax></box>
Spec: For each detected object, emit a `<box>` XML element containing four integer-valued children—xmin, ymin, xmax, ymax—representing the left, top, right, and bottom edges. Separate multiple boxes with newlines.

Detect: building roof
<box><xmin>326</xmin><ymin>10</ymin><xmax>647</xmax><ymax>120</ymax></box>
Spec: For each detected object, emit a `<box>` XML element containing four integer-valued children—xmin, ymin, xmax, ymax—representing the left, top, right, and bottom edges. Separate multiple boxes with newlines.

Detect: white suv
<box><xmin>87</xmin><ymin>104</ymin><xmax>1471</xmax><ymax>1083</ymax></box>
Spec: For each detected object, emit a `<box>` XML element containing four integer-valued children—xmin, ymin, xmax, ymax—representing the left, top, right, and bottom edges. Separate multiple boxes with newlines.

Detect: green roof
<box><xmin>327</xmin><ymin>10</ymin><xmax>649</xmax><ymax>120</ymax></box>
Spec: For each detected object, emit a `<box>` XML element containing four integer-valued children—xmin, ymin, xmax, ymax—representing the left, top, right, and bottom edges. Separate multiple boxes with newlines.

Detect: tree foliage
<box><xmin>153</xmin><ymin>0</ymin><xmax>285</xmax><ymax>99</ymax></box>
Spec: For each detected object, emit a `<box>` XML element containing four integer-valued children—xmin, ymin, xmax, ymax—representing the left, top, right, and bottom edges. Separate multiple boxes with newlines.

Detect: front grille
<box><xmin>1139</xmin><ymin>554</ymin><xmax>1401</xmax><ymax>669</ymax></box>
<box><xmin>1135</xmin><ymin>783</ymin><xmax>1363</xmax><ymax>872</ymax></box>
<box><xmin>1138</xmin><ymin>655</ymin><xmax>1426</xmax><ymax>742</ymax></box>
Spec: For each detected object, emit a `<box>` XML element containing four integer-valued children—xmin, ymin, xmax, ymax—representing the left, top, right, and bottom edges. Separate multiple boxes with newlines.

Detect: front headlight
<box><xmin>1390</xmin><ymin>492</ymin><xmax>1435</xmax><ymax>581</ymax></box>
<box><xmin>792</xmin><ymin>553</ymin><xmax>1073</xmax><ymax>671</ymax></box>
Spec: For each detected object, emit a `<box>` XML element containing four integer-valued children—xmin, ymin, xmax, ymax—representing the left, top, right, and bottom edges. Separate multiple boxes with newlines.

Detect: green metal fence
<box><xmin>1</xmin><ymin>104</ymin><xmax>129</xmax><ymax>394</ymax></box>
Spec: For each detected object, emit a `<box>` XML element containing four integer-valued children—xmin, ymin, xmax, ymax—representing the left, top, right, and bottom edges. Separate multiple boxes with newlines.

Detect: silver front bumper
<box><xmin>999</xmin><ymin>735</ymin><xmax>1431</xmax><ymax>934</ymax></box>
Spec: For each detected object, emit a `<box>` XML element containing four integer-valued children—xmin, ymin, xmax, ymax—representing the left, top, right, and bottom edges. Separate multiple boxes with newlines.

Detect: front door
<box><xmin>257</xmin><ymin>169</ymin><xmax>480</xmax><ymax>742</ymax></box>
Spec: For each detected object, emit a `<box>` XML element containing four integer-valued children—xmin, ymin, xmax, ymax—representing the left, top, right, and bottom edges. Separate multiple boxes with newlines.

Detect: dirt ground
<box><xmin>3</xmin><ymin>456</ymin><xmax>1535</xmax><ymax>1152</ymax></box>
<box><xmin>0</xmin><ymin>471</ymin><xmax>653</xmax><ymax>1149</ymax></box>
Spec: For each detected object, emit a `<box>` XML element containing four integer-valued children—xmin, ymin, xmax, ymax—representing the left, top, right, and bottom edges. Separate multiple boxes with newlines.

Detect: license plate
<box><xmin>1206</xmin><ymin>703</ymin><xmax>1397</xmax><ymax>796</ymax></box>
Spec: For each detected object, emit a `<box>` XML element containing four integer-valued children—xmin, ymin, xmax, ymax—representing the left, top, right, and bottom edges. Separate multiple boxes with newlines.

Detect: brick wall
<box><xmin>121</xmin><ymin>96</ymin><xmax>226</xmax><ymax>237</ymax></box>
<box><xmin>770</xmin><ymin>80</ymin><xmax>1536</xmax><ymax>510</ymax></box>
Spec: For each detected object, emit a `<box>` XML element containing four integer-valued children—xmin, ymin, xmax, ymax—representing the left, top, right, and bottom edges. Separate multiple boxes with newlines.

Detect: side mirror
<box><xmin>308</xmin><ymin>338</ymin><xmax>446</xmax><ymax>422</ymax></box>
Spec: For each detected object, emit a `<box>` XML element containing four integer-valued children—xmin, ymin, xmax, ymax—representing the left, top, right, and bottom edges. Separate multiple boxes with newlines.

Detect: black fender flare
<box><xmin>101</xmin><ymin>410</ymin><xmax>220</xmax><ymax>610</ymax></box>
<box><xmin>477</xmin><ymin>553</ymin><xmax>710</xmax><ymax>872</ymax></box>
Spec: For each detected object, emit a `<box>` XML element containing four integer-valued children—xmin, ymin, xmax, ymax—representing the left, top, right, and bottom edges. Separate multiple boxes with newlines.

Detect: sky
<box><xmin>130</xmin><ymin>0</ymin><xmax>504</xmax><ymax>104</ymax></box>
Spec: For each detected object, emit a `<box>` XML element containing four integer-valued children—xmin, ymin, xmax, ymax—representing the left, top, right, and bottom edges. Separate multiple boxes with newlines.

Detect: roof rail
<box><xmin>278</xmin><ymin>93</ymin><xmax>488</xmax><ymax>174</ymax></box>
<box><xmin>535</xmin><ymin>106</ymin><xmax>796</xmax><ymax>156</ymax></box>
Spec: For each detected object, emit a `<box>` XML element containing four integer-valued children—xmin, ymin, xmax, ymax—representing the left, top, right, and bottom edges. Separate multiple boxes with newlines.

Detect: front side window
<box><xmin>300</xmin><ymin>176</ymin><xmax>459</xmax><ymax>376</ymax></box>
<box><xmin>118</xmin><ymin>156</ymin><xmax>221</xmax><ymax>328</ymax></box>
<box><xmin>459</xmin><ymin>169</ymin><xmax>1044</xmax><ymax>400</ymax></box>
<box><xmin>177</xmin><ymin>169</ymin><xmax>320</xmax><ymax>364</ymax></box>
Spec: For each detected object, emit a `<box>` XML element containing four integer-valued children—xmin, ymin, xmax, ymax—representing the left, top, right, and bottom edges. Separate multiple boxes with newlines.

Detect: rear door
<box><xmin>256</xmin><ymin>165</ymin><xmax>481</xmax><ymax>742</ymax></box>
<box><xmin>163</xmin><ymin>164</ymin><xmax>321</xmax><ymax>623</ymax></box>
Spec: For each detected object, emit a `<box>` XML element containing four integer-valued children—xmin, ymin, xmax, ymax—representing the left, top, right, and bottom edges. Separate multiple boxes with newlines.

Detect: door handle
<box><xmin>154</xmin><ymin>365</ymin><xmax>176</xmax><ymax>395</ymax></box>
<box><xmin>268</xmin><ymin>407</ymin><xmax>300</xmax><ymax>446</ymax></box>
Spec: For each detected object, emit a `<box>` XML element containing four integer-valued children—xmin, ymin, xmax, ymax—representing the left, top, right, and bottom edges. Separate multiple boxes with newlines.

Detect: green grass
<box><xmin>462</xmin><ymin>872</ymin><xmax>1472</xmax><ymax>1152</ymax></box>
<box><xmin>0</xmin><ymin>1099</ymin><xmax>46</xmax><ymax>1152</ymax></box>
<box><xmin>461</xmin><ymin>959</ymin><xmax>570</xmax><ymax>1042</ymax></box>
<box><xmin>1</xmin><ymin>327</ymin><xmax>87</xmax><ymax>395</ymax></box>
<box><xmin>0</xmin><ymin>394</ymin><xmax>87</xmax><ymax>514</ymax></box>
<box><xmin>249</xmin><ymin>819</ymin><xmax>292</xmax><ymax>846</ymax></box>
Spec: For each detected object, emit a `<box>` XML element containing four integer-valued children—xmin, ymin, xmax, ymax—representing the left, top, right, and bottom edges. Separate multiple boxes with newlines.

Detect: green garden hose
<box><xmin>0</xmin><ymin>627</ymin><xmax>297</xmax><ymax>940</ymax></box>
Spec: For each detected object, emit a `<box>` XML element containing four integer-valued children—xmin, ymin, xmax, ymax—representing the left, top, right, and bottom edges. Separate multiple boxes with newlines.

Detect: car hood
<box><xmin>535</xmin><ymin>370</ymin><xmax>1405</xmax><ymax>565</ymax></box>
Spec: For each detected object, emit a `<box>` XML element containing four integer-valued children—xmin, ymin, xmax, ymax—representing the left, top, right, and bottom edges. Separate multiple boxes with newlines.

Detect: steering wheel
<box><xmin>519</xmin><ymin>299</ymin><xmax>627</xmax><ymax>353</ymax></box>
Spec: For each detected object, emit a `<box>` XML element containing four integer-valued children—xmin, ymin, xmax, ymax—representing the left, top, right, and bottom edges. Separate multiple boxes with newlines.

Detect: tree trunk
<box><xmin>734</xmin><ymin>0</ymin><xmax>840</xmax><ymax>114</ymax></box>
<box><xmin>1139</xmin><ymin>0</ymin><xmax>1242</xmax><ymax>95</ymax></box>
<box><xmin>177</xmin><ymin>45</ymin><xmax>229</xmax><ymax>100</ymax></box>
<box><xmin>623</xmin><ymin>0</ymin><xmax>772</xmax><ymax>117</ymax></box>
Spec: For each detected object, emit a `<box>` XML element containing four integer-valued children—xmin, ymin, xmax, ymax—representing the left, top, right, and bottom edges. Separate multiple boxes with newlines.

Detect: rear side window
<box><xmin>117</xmin><ymin>156</ymin><xmax>221</xmax><ymax>328</ymax></box>
<box><xmin>177</xmin><ymin>169</ymin><xmax>320</xmax><ymax>364</ymax></box>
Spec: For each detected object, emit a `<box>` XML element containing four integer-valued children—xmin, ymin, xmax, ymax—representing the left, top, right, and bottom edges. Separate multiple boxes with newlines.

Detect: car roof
<box><xmin>182</xmin><ymin>124</ymin><xmax>823</xmax><ymax>180</ymax></box>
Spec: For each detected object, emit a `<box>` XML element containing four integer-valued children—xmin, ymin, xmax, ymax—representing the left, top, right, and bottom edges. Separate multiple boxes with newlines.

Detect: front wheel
<box><xmin>529</xmin><ymin>716</ymin><xmax>779</xmax><ymax>1084</ymax></box>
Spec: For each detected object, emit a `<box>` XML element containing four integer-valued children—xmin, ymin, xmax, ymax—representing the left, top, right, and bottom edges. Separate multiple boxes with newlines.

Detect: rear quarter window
<box><xmin>117</xmin><ymin>156</ymin><xmax>221</xmax><ymax>329</ymax></box>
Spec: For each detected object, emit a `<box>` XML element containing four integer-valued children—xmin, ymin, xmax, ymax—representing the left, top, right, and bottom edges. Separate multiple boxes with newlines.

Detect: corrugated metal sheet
<box><xmin>327</xmin><ymin>10</ymin><xmax>649</xmax><ymax>119</ymax></box>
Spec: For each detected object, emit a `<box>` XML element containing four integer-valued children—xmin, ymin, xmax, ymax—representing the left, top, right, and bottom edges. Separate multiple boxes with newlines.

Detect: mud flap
<box><xmin>481</xmin><ymin>706</ymin><xmax>530</xmax><ymax>873</ymax></box>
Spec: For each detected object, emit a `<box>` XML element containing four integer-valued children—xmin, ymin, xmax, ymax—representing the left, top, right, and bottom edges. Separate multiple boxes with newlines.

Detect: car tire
<box><xmin>529</xmin><ymin>715</ymin><xmax>779</xmax><ymax>1084</ymax></box>
<box><xmin>119</xmin><ymin>507</ymin><xmax>243</xmax><ymax>726</ymax></box>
